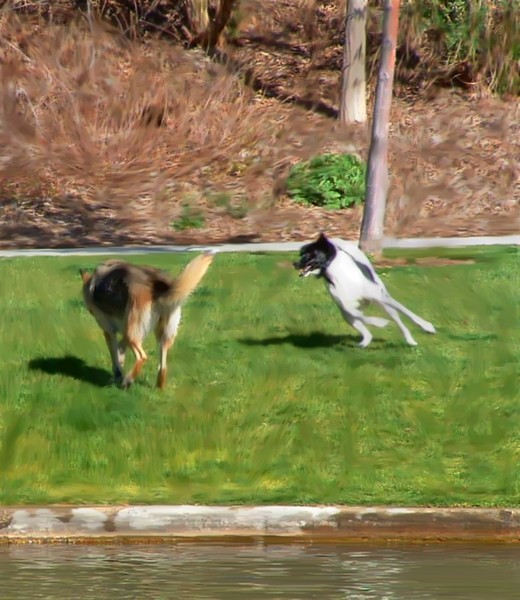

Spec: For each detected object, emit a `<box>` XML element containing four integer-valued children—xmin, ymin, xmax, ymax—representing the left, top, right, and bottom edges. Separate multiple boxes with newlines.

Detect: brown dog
<box><xmin>80</xmin><ymin>251</ymin><xmax>216</xmax><ymax>389</ymax></box>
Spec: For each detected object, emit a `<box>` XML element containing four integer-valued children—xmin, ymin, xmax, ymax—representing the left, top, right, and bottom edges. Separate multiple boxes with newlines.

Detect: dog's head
<box><xmin>293</xmin><ymin>232</ymin><xmax>337</xmax><ymax>278</ymax></box>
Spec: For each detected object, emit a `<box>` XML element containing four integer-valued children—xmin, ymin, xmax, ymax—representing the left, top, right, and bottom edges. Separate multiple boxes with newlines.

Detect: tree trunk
<box><xmin>339</xmin><ymin>0</ymin><xmax>368</xmax><ymax>124</ymax></box>
<box><xmin>188</xmin><ymin>0</ymin><xmax>238</xmax><ymax>53</ymax></box>
<box><xmin>359</xmin><ymin>0</ymin><xmax>400</xmax><ymax>255</ymax></box>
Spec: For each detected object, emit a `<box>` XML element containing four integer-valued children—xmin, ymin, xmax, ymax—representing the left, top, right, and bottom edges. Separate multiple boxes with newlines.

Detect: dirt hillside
<box><xmin>0</xmin><ymin>1</ymin><xmax>518</xmax><ymax>249</ymax></box>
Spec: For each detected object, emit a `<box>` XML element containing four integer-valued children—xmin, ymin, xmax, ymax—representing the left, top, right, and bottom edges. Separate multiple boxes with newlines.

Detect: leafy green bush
<box><xmin>171</xmin><ymin>204</ymin><xmax>206</xmax><ymax>231</ymax></box>
<box><xmin>286</xmin><ymin>153</ymin><xmax>366</xmax><ymax>210</ymax></box>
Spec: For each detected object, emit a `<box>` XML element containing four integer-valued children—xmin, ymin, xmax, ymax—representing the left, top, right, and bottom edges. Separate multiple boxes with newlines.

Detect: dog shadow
<box><xmin>239</xmin><ymin>331</ymin><xmax>415</xmax><ymax>351</ymax></box>
<box><xmin>239</xmin><ymin>331</ymin><xmax>393</xmax><ymax>349</ymax></box>
<box><xmin>28</xmin><ymin>355</ymin><xmax>112</xmax><ymax>387</ymax></box>
<box><xmin>447</xmin><ymin>332</ymin><xmax>497</xmax><ymax>342</ymax></box>
<box><xmin>239</xmin><ymin>332</ymin><xmax>352</xmax><ymax>349</ymax></box>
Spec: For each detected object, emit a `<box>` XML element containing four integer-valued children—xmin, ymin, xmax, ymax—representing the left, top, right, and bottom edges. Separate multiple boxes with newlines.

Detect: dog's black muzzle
<box><xmin>293</xmin><ymin>257</ymin><xmax>317</xmax><ymax>277</ymax></box>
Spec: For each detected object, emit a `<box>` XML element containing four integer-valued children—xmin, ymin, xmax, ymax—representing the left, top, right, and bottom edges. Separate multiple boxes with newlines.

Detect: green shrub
<box><xmin>286</xmin><ymin>153</ymin><xmax>366</xmax><ymax>210</ymax></box>
<box><xmin>210</xmin><ymin>192</ymin><xmax>249</xmax><ymax>219</ymax></box>
<box><xmin>171</xmin><ymin>204</ymin><xmax>206</xmax><ymax>231</ymax></box>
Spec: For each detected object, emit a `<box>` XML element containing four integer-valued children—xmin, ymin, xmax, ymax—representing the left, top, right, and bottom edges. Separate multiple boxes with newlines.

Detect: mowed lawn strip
<box><xmin>0</xmin><ymin>247</ymin><xmax>518</xmax><ymax>506</ymax></box>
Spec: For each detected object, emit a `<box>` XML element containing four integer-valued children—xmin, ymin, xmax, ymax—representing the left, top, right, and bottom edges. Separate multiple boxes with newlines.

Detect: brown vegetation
<box><xmin>0</xmin><ymin>1</ymin><xmax>518</xmax><ymax>249</ymax></box>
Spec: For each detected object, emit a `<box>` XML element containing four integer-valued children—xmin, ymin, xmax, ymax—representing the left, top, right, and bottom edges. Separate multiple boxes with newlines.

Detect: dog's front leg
<box><xmin>102</xmin><ymin>330</ymin><xmax>125</xmax><ymax>384</ymax></box>
<box><xmin>339</xmin><ymin>307</ymin><xmax>374</xmax><ymax>348</ymax></box>
<box><xmin>329</xmin><ymin>286</ymin><xmax>388</xmax><ymax>347</ymax></box>
<box><xmin>378</xmin><ymin>301</ymin><xmax>418</xmax><ymax>346</ymax></box>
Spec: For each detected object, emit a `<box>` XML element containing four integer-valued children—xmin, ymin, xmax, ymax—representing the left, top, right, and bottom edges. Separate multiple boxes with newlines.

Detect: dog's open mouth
<box><xmin>294</xmin><ymin>255</ymin><xmax>319</xmax><ymax>277</ymax></box>
<box><xmin>297</xmin><ymin>264</ymin><xmax>315</xmax><ymax>277</ymax></box>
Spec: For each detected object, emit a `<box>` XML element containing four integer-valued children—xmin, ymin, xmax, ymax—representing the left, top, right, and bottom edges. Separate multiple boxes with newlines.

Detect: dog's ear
<box><xmin>316</xmin><ymin>232</ymin><xmax>332</xmax><ymax>249</ymax></box>
<box><xmin>315</xmin><ymin>232</ymin><xmax>336</xmax><ymax>260</ymax></box>
<box><xmin>79</xmin><ymin>268</ymin><xmax>91</xmax><ymax>284</ymax></box>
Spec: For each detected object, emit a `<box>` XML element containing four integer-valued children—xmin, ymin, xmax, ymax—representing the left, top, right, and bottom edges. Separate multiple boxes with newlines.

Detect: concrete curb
<box><xmin>2</xmin><ymin>506</ymin><xmax>520</xmax><ymax>544</ymax></box>
<box><xmin>0</xmin><ymin>235</ymin><xmax>518</xmax><ymax>258</ymax></box>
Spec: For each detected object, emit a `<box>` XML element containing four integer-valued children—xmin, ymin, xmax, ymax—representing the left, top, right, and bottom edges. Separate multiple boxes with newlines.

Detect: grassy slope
<box><xmin>0</xmin><ymin>247</ymin><xmax>518</xmax><ymax>506</ymax></box>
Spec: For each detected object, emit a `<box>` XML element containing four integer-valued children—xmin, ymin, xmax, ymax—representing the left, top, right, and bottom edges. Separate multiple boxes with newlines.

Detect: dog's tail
<box><xmin>167</xmin><ymin>250</ymin><xmax>217</xmax><ymax>305</ymax></box>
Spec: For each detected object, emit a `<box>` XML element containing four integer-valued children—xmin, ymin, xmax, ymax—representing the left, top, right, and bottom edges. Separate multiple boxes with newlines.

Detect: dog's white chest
<box><xmin>325</xmin><ymin>268</ymin><xmax>367</xmax><ymax>310</ymax></box>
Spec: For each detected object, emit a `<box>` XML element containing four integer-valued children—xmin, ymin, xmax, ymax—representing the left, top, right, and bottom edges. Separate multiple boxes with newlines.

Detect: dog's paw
<box><xmin>113</xmin><ymin>369</ymin><xmax>124</xmax><ymax>386</ymax></box>
<box><xmin>120</xmin><ymin>376</ymin><xmax>133</xmax><ymax>390</ymax></box>
<box><xmin>422</xmin><ymin>321</ymin><xmax>436</xmax><ymax>334</ymax></box>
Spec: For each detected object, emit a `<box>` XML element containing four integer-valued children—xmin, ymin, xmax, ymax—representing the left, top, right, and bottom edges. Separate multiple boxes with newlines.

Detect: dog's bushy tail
<box><xmin>167</xmin><ymin>250</ymin><xmax>216</xmax><ymax>304</ymax></box>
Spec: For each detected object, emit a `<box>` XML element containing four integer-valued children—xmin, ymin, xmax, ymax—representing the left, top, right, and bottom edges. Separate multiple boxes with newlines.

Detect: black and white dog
<box><xmin>293</xmin><ymin>233</ymin><xmax>436</xmax><ymax>347</ymax></box>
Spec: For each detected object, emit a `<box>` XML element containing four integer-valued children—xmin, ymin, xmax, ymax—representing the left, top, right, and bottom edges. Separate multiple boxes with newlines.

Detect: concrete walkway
<box><xmin>2</xmin><ymin>505</ymin><xmax>520</xmax><ymax>543</ymax></box>
<box><xmin>0</xmin><ymin>234</ymin><xmax>518</xmax><ymax>258</ymax></box>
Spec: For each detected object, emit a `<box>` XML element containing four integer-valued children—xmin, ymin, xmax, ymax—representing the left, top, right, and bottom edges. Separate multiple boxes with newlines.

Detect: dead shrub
<box><xmin>0</xmin><ymin>11</ymin><xmax>341</xmax><ymax>231</ymax></box>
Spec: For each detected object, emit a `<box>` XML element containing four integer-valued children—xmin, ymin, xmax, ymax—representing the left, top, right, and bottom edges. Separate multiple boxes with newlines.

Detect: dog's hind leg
<box><xmin>382</xmin><ymin>295</ymin><xmax>436</xmax><ymax>334</ymax></box>
<box><xmin>377</xmin><ymin>302</ymin><xmax>418</xmax><ymax>346</ymax></box>
<box><xmin>156</xmin><ymin>337</ymin><xmax>174</xmax><ymax>390</ymax></box>
<box><xmin>155</xmin><ymin>308</ymin><xmax>182</xmax><ymax>390</ymax></box>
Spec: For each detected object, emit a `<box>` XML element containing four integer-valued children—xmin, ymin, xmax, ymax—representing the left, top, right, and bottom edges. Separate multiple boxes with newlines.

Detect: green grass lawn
<box><xmin>0</xmin><ymin>246</ymin><xmax>519</xmax><ymax>507</ymax></box>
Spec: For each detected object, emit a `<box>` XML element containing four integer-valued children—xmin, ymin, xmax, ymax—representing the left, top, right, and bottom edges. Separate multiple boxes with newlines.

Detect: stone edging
<box><xmin>2</xmin><ymin>506</ymin><xmax>520</xmax><ymax>543</ymax></box>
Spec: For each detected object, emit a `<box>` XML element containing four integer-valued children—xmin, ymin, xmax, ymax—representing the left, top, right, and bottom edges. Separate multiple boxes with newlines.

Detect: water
<box><xmin>2</xmin><ymin>543</ymin><xmax>520</xmax><ymax>599</ymax></box>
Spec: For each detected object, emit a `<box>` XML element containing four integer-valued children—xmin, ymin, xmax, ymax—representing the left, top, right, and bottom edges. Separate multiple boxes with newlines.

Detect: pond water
<box><xmin>2</xmin><ymin>542</ymin><xmax>520</xmax><ymax>599</ymax></box>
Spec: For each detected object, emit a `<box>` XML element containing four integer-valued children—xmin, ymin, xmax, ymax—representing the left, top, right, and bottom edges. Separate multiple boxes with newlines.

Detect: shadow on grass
<box><xmin>28</xmin><ymin>355</ymin><xmax>112</xmax><ymax>387</ymax></box>
<box><xmin>240</xmin><ymin>332</ymin><xmax>420</xmax><ymax>354</ymax></box>
<box><xmin>447</xmin><ymin>332</ymin><xmax>498</xmax><ymax>342</ymax></box>
<box><xmin>239</xmin><ymin>331</ymin><xmax>412</xmax><ymax>349</ymax></box>
<box><xmin>240</xmin><ymin>332</ymin><xmax>362</xmax><ymax>349</ymax></box>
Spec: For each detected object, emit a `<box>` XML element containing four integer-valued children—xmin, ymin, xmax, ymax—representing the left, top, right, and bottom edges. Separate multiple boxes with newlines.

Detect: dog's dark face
<box><xmin>293</xmin><ymin>233</ymin><xmax>337</xmax><ymax>278</ymax></box>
